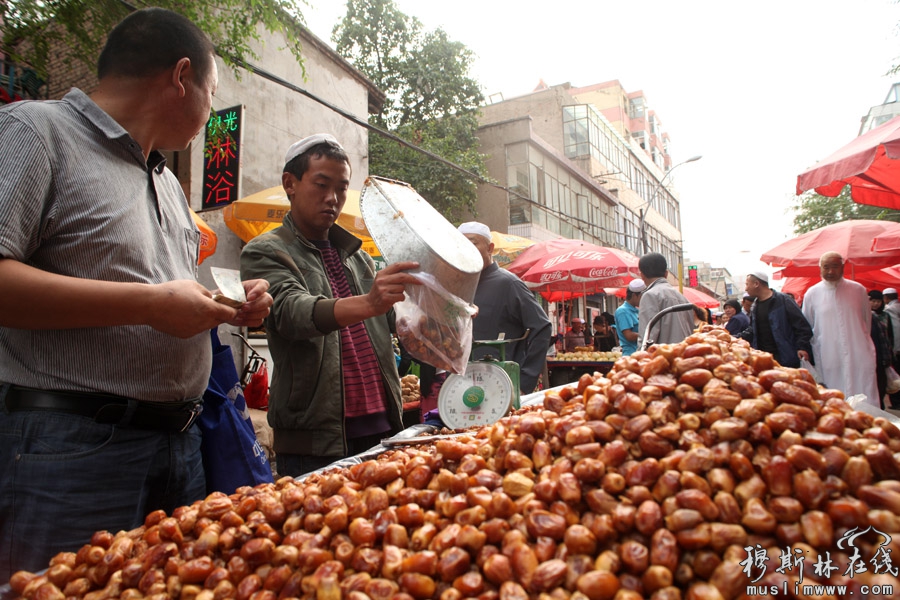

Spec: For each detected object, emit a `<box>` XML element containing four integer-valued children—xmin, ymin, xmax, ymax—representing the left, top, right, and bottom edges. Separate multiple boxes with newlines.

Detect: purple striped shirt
<box><xmin>316</xmin><ymin>242</ymin><xmax>390</xmax><ymax>438</ymax></box>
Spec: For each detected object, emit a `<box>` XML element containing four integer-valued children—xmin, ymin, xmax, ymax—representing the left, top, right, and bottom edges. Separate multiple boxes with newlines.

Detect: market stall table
<box><xmin>545</xmin><ymin>359</ymin><xmax>615</xmax><ymax>387</ymax></box>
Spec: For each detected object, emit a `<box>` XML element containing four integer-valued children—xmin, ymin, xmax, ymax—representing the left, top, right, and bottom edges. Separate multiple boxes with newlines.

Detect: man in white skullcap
<box><xmin>615</xmin><ymin>279</ymin><xmax>646</xmax><ymax>356</ymax></box>
<box><xmin>802</xmin><ymin>252</ymin><xmax>879</xmax><ymax>407</ymax></box>
<box><xmin>241</xmin><ymin>134</ymin><xmax>422</xmax><ymax>476</ymax></box>
<box><xmin>456</xmin><ymin>222</ymin><xmax>552</xmax><ymax>394</ymax></box>
<box><xmin>743</xmin><ymin>270</ymin><xmax>812</xmax><ymax>368</ymax></box>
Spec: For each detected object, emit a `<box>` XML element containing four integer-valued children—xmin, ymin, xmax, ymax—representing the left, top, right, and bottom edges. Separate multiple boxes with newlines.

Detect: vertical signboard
<box><xmin>688</xmin><ymin>265</ymin><xmax>699</xmax><ymax>288</ymax></box>
<box><xmin>202</xmin><ymin>105</ymin><xmax>243</xmax><ymax>210</ymax></box>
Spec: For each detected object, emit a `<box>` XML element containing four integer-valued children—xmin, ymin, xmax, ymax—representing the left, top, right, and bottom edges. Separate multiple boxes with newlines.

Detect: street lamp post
<box><xmin>638</xmin><ymin>154</ymin><xmax>702</xmax><ymax>255</ymax></box>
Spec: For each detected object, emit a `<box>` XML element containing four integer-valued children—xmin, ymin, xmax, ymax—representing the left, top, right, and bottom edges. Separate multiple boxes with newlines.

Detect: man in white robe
<box><xmin>802</xmin><ymin>252</ymin><xmax>880</xmax><ymax>407</ymax></box>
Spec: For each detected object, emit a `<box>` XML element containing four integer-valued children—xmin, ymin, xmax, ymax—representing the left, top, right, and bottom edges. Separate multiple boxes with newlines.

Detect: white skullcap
<box><xmin>743</xmin><ymin>293</ymin><xmax>752</xmax><ymax>300</ymax></box>
<box><xmin>284</xmin><ymin>134</ymin><xmax>344</xmax><ymax>165</ymax></box>
<box><xmin>628</xmin><ymin>279</ymin><xmax>647</xmax><ymax>292</ymax></box>
<box><xmin>458</xmin><ymin>222</ymin><xmax>491</xmax><ymax>241</ymax></box>
<box><xmin>884</xmin><ymin>287</ymin><xmax>898</xmax><ymax>295</ymax></box>
<box><xmin>751</xmin><ymin>271</ymin><xmax>769</xmax><ymax>283</ymax></box>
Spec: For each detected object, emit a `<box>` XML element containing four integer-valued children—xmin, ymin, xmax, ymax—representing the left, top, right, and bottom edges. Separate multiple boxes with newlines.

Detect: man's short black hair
<box><xmin>284</xmin><ymin>143</ymin><xmax>351</xmax><ymax>180</ymax></box>
<box><xmin>638</xmin><ymin>252</ymin><xmax>668</xmax><ymax>279</ymax></box>
<box><xmin>97</xmin><ymin>8</ymin><xmax>215</xmax><ymax>81</ymax></box>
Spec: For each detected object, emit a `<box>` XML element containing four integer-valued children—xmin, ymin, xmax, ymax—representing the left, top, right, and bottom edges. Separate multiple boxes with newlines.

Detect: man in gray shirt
<box><xmin>0</xmin><ymin>8</ymin><xmax>272</xmax><ymax>579</ymax></box>
<box><xmin>637</xmin><ymin>252</ymin><xmax>693</xmax><ymax>348</ymax></box>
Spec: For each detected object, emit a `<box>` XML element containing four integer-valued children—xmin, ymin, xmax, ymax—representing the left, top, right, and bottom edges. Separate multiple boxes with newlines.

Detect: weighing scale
<box><xmin>437</xmin><ymin>331</ymin><xmax>529</xmax><ymax>429</ymax></box>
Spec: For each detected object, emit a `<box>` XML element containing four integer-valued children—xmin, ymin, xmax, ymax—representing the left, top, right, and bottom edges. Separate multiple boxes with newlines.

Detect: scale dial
<box><xmin>438</xmin><ymin>362</ymin><xmax>514</xmax><ymax>429</ymax></box>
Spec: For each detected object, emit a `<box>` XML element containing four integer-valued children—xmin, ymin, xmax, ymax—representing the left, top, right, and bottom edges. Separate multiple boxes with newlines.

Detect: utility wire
<box><xmin>233</xmin><ymin>58</ymin><xmax>679</xmax><ymax>250</ymax></box>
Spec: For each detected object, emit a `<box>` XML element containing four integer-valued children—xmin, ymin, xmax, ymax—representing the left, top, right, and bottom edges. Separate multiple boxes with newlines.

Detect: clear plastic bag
<box><xmin>887</xmin><ymin>366</ymin><xmax>900</xmax><ymax>395</ymax></box>
<box><xmin>394</xmin><ymin>272</ymin><xmax>477</xmax><ymax>375</ymax></box>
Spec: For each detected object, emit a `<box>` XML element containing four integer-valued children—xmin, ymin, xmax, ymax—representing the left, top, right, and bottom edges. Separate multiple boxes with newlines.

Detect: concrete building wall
<box><xmin>189</xmin><ymin>25</ymin><xmax>374</xmax><ymax>213</ymax></box>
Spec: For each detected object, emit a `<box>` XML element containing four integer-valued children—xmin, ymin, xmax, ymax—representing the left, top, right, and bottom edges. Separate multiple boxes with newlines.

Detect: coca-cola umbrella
<box><xmin>796</xmin><ymin>114</ymin><xmax>900</xmax><ymax>210</ymax></box>
<box><xmin>610</xmin><ymin>285</ymin><xmax>720</xmax><ymax>309</ymax></box>
<box><xmin>759</xmin><ymin>220</ymin><xmax>900</xmax><ymax>278</ymax></box>
<box><xmin>507</xmin><ymin>240</ymin><xmax>640</xmax><ymax>296</ymax></box>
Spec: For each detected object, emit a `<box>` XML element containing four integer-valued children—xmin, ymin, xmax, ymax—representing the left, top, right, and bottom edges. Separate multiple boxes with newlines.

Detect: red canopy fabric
<box><xmin>507</xmin><ymin>240</ymin><xmax>639</xmax><ymax>295</ymax></box>
<box><xmin>611</xmin><ymin>285</ymin><xmax>720</xmax><ymax>309</ymax></box>
<box><xmin>781</xmin><ymin>266</ymin><xmax>900</xmax><ymax>304</ymax></box>
<box><xmin>871</xmin><ymin>230</ymin><xmax>900</xmax><ymax>253</ymax></box>
<box><xmin>760</xmin><ymin>220</ymin><xmax>900</xmax><ymax>277</ymax></box>
<box><xmin>797</xmin><ymin>114</ymin><xmax>900</xmax><ymax>210</ymax></box>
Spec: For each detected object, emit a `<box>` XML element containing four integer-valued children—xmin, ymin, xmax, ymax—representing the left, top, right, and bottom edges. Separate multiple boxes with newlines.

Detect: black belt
<box><xmin>3</xmin><ymin>386</ymin><xmax>202</xmax><ymax>433</ymax></box>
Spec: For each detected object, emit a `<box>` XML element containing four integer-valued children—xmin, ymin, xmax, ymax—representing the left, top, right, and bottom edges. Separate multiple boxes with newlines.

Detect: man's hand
<box><xmin>798</xmin><ymin>350</ymin><xmax>810</xmax><ymax>362</ymax></box>
<box><xmin>363</xmin><ymin>261</ymin><xmax>421</xmax><ymax>316</ymax></box>
<box><xmin>146</xmin><ymin>279</ymin><xmax>272</xmax><ymax>338</ymax></box>
<box><xmin>145</xmin><ymin>280</ymin><xmax>233</xmax><ymax>338</ymax></box>
<box><xmin>229</xmin><ymin>278</ymin><xmax>272</xmax><ymax>328</ymax></box>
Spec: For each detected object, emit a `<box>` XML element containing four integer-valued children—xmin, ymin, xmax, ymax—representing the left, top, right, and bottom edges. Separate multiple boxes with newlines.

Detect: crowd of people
<box><xmin>0</xmin><ymin>7</ymin><xmax>895</xmax><ymax>582</ymax></box>
<box><xmin>554</xmin><ymin>251</ymin><xmax>895</xmax><ymax>417</ymax></box>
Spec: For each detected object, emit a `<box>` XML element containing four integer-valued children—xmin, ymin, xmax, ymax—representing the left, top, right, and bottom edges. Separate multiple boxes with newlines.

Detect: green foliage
<box><xmin>1</xmin><ymin>0</ymin><xmax>309</xmax><ymax>80</ymax></box>
<box><xmin>792</xmin><ymin>187</ymin><xmax>900</xmax><ymax>234</ymax></box>
<box><xmin>333</xmin><ymin>0</ymin><xmax>489</xmax><ymax>218</ymax></box>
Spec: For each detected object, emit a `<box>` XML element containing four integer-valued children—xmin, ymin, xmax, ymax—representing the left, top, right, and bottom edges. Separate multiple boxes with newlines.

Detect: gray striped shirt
<box><xmin>0</xmin><ymin>89</ymin><xmax>210</xmax><ymax>401</ymax></box>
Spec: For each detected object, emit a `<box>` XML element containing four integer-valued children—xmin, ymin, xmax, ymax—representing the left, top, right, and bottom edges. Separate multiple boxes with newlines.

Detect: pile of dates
<box><xmin>10</xmin><ymin>328</ymin><xmax>900</xmax><ymax>599</ymax></box>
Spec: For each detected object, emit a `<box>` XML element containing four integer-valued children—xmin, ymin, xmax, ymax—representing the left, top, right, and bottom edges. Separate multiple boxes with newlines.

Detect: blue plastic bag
<box><xmin>198</xmin><ymin>328</ymin><xmax>274</xmax><ymax>493</ymax></box>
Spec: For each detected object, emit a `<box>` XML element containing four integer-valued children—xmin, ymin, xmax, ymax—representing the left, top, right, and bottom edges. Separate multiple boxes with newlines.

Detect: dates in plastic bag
<box><xmin>395</xmin><ymin>273</ymin><xmax>476</xmax><ymax>374</ymax></box>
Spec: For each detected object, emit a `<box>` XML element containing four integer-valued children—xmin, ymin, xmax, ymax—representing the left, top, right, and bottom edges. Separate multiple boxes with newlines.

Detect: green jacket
<box><xmin>240</xmin><ymin>216</ymin><xmax>403</xmax><ymax>457</ymax></box>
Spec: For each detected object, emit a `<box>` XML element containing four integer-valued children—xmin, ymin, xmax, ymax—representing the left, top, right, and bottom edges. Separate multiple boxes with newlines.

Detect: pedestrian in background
<box><xmin>592</xmin><ymin>313</ymin><xmax>618</xmax><ymax>351</ymax></box>
<box><xmin>869</xmin><ymin>289</ymin><xmax>894</xmax><ymax>408</ymax></box>
<box><xmin>615</xmin><ymin>279</ymin><xmax>646</xmax><ymax>355</ymax></box>
<box><xmin>458</xmin><ymin>222</ymin><xmax>552</xmax><ymax>395</ymax></box>
<box><xmin>741</xmin><ymin>293</ymin><xmax>754</xmax><ymax>318</ymax></box>
<box><xmin>802</xmin><ymin>252</ymin><xmax>879</xmax><ymax>407</ymax></box>
<box><xmin>883</xmin><ymin>287</ymin><xmax>900</xmax><ymax>408</ymax></box>
<box><xmin>723</xmin><ymin>298</ymin><xmax>750</xmax><ymax>337</ymax></box>
<box><xmin>743</xmin><ymin>271</ymin><xmax>812</xmax><ymax>368</ymax></box>
<box><xmin>563</xmin><ymin>317</ymin><xmax>590</xmax><ymax>352</ymax></box>
<box><xmin>637</xmin><ymin>253</ymin><xmax>693</xmax><ymax>347</ymax></box>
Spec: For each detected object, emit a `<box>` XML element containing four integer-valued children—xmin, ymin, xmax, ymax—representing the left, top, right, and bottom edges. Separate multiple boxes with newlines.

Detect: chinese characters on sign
<box><xmin>202</xmin><ymin>105</ymin><xmax>243</xmax><ymax>210</ymax></box>
<box><xmin>688</xmin><ymin>265</ymin><xmax>698</xmax><ymax>287</ymax></box>
<box><xmin>740</xmin><ymin>528</ymin><xmax>896</xmax><ymax>597</ymax></box>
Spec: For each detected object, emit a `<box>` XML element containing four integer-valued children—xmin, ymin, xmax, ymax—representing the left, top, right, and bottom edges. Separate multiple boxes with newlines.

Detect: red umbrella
<box><xmin>781</xmin><ymin>265</ymin><xmax>900</xmax><ymax>304</ymax></box>
<box><xmin>507</xmin><ymin>240</ymin><xmax>640</xmax><ymax>295</ymax></box>
<box><xmin>871</xmin><ymin>230</ymin><xmax>900</xmax><ymax>253</ymax></box>
<box><xmin>797</xmin><ymin>114</ymin><xmax>900</xmax><ymax>209</ymax></box>
<box><xmin>610</xmin><ymin>285</ymin><xmax>720</xmax><ymax>309</ymax></box>
<box><xmin>760</xmin><ymin>220</ymin><xmax>900</xmax><ymax>277</ymax></box>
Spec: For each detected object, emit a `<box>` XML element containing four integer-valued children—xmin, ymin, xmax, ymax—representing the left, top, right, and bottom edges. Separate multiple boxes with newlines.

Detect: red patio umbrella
<box><xmin>610</xmin><ymin>285</ymin><xmax>720</xmax><ymax>309</ymax></box>
<box><xmin>760</xmin><ymin>220</ymin><xmax>900</xmax><ymax>277</ymax></box>
<box><xmin>871</xmin><ymin>230</ymin><xmax>900</xmax><ymax>253</ymax></box>
<box><xmin>507</xmin><ymin>240</ymin><xmax>640</xmax><ymax>295</ymax></box>
<box><xmin>797</xmin><ymin>114</ymin><xmax>900</xmax><ymax>209</ymax></box>
<box><xmin>781</xmin><ymin>265</ymin><xmax>900</xmax><ymax>305</ymax></box>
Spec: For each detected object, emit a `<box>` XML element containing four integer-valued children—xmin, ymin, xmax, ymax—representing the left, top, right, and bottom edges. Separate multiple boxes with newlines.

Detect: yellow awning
<box><xmin>223</xmin><ymin>186</ymin><xmax>378</xmax><ymax>256</ymax></box>
<box><xmin>491</xmin><ymin>230</ymin><xmax>534</xmax><ymax>267</ymax></box>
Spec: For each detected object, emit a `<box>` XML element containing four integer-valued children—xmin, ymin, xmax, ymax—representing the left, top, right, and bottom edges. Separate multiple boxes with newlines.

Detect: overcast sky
<box><xmin>303</xmin><ymin>0</ymin><xmax>900</xmax><ymax>283</ymax></box>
